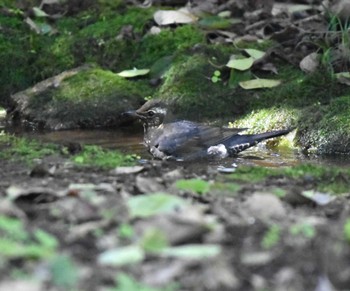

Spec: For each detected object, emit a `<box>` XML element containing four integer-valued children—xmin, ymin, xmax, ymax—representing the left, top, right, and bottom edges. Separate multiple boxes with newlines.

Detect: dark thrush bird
<box><xmin>125</xmin><ymin>99</ymin><xmax>291</xmax><ymax>161</ymax></box>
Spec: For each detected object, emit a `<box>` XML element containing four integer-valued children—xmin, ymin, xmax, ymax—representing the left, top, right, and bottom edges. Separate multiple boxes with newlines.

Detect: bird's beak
<box><xmin>122</xmin><ymin>110</ymin><xmax>138</xmax><ymax>118</ymax></box>
<box><xmin>121</xmin><ymin>110</ymin><xmax>146</xmax><ymax>120</ymax></box>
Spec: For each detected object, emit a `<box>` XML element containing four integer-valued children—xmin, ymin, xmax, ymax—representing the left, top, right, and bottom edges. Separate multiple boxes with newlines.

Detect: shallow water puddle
<box><xmin>15</xmin><ymin>127</ymin><xmax>301</xmax><ymax>167</ymax></box>
<box><xmin>2</xmin><ymin>113</ymin><xmax>350</xmax><ymax>168</ymax></box>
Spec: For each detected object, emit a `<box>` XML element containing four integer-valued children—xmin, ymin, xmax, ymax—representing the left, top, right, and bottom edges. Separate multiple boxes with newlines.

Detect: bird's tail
<box><xmin>249</xmin><ymin>129</ymin><xmax>291</xmax><ymax>143</ymax></box>
<box><xmin>226</xmin><ymin>128</ymin><xmax>291</xmax><ymax>155</ymax></box>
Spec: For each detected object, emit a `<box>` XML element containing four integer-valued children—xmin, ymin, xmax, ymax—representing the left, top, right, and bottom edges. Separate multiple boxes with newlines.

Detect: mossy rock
<box><xmin>8</xmin><ymin>65</ymin><xmax>152</xmax><ymax>130</ymax></box>
<box><xmin>297</xmin><ymin>96</ymin><xmax>350</xmax><ymax>154</ymax></box>
<box><xmin>155</xmin><ymin>46</ymin><xmax>245</xmax><ymax>121</ymax></box>
<box><xmin>229</xmin><ymin>68</ymin><xmax>350</xmax><ymax>154</ymax></box>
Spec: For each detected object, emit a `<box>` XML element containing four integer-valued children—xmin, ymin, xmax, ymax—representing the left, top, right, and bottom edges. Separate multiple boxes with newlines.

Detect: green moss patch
<box><xmin>0</xmin><ymin>132</ymin><xmax>137</xmax><ymax>168</ymax></box>
<box><xmin>0</xmin><ymin>133</ymin><xmax>58</xmax><ymax>164</ymax></box>
<box><xmin>73</xmin><ymin>145</ymin><xmax>137</xmax><ymax>168</ymax></box>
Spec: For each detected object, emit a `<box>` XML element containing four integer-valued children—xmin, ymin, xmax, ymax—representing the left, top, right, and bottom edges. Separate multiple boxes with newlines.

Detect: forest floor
<box><xmin>1</xmin><ymin>131</ymin><xmax>350</xmax><ymax>290</ymax></box>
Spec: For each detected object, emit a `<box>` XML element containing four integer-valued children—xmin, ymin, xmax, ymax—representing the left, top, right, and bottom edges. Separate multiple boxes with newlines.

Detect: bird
<box><xmin>124</xmin><ymin>99</ymin><xmax>291</xmax><ymax>161</ymax></box>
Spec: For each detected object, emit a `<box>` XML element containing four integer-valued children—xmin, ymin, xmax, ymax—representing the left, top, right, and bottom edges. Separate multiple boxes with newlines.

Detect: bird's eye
<box><xmin>147</xmin><ymin>110</ymin><xmax>155</xmax><ymax>117</ymax></box>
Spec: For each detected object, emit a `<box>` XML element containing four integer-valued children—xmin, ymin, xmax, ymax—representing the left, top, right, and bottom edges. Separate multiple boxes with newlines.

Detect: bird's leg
<box><xmin>149</xmin><ymin>145</ymin><xmax>167</xmax><ymax>159</ymax></box>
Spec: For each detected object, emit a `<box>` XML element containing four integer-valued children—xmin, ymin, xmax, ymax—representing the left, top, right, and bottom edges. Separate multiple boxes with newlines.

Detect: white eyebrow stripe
<box><xmin>153</xmin><ymin>107</ymin><xmax>167</xmax><ymax>115</ymax></box>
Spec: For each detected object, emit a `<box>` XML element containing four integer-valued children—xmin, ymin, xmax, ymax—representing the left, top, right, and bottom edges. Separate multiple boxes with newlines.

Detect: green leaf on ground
<box><xmin>112</xmin><ymin>273</ymin><xmax>175</xmax><ymax>291</ymax></box>
<box><xmin>244</xmin><ymin>48</ymin><xmax>265</xmax><ymax>60</ymax></box>
<box><xmin>226</xmin><ymin>57</ymin><xmax>254</xmax><ymax>71</ymax></box>
<box><xmin>118</xmin><ymin>223</ymin><xmax>135</xmax><ymax>239</ymax></box>
<box><xmin>290</xmin><ymin>223</ymin><xmax>316</xmax><ymax>239</ymax></box>
<box><xmin>175</xmin><ymin>179</ymin><xmax>210</xmax><ymax>195</ymax></box>
<box><xmin>0</xmin><ymin>215</ymin><xmax>58</xmax><ymax>259</ymax></box>
<box><xmin>50</xmin><ymin>255</ymin><xmax>78</xmax><ymax>289</ymax></box>
<box><xmin>98</xmin><ymin>245</ymin><xmax>145</xmax><ymax>266</ymax></box>
<box><xmin>127</xmin><ymin>193</ymin><xmax>188</xmax><ymax>218</ymax></box>
<box><xmin>261</xmin><ymin>225</ymin><xmax>281</xmax><ymax>249</ymax></box>
<box><xmin>140</xmin><ymin>228</ymin><xmax>169</xmax><ymax>253</ymax></box>
<box><xmin>32</xmin><ymin>7</ymin><xmax>49</xmax><ymax>17</ymax></box>
<box><xmin>198</xmin><ymin>16</ymin><xmax>232</xmax><ymax>29</ymax></box>
<box><xmin>228</xmin><ymin>69</ymin><xmax>252</xmax><ymax>88</ymax></box>
<box><xmin>344</xmin><ymin>218</ymin><xmax>350</xmax><ymax>243</ymax></box>
<box><xmin>239</xmin><ymin>78</ymin><xmax>281</xmax><ymax>89</ymax></box>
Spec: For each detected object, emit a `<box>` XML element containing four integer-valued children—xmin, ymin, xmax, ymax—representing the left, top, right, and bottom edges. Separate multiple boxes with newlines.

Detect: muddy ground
<box><xmin>1</xmin><ymin>140</ymin><xmax>350</xmax><ymax>291</ymax></box>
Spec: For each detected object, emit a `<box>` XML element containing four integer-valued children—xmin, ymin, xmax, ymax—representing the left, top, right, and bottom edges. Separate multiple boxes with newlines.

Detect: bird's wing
<box><xmin>196</xmin><ymin>125</ymin><xmax>247</xmax><ymax>147</ymax></box>
<box><xmin>153</xmin><ymin>121</ymin><xmax>245</xmax><ymax>158</ymax></box>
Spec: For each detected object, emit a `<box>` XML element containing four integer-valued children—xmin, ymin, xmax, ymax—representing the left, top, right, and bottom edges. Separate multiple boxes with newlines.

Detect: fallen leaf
<box><xmin>32</xmin><ymin>7</ymin><xmax>49</xmax><ymax>17</ymax></box>
<box><xmin>301</xmin><ymin>190</ymin><xmax>335</xmax><ymax>206</ymax></box>
<box><xmin>226</xmin><ymin>57</ymin><xmax>254</xmax><ymax>71</ymax></box>
<box><xmin>244</xmin><ymin>48</ymin><xmax>265</xmax><ymax>60</ymax></box>
<box><xmin>272</xmin><ymin>3</ymin><xmax>313</xmax><ymax>16</ymax></box>
<box><xmin>241</xmin><ymin>251</ymin><xmax>274</xmax><ymax>266</ymax></box>
<box><xmin>159</xmin><ymin>244</ymin><xmax>221</xmax><ymax>259</ymax></box>
<box><xmin>127</xmin><ymin>193</ymin><xmax>188</xmax><ymax>218</ymax></box>
<box><xmin>335</xmin><ymin>72</ymin><xmax>350</xmax><ymax>86</ymax></box>
<box><xmin>117</xmin><ymin>68</ymin><xmax>150</xmax><ymax>78</ymax></box>
<box><xmin>140</xmin><ymin>228</ymin><xmax>169</xmax><ymax>253</ymax></box>
<box><xmin>198</xmin><ymin>16</ymin><xmax>232</xmax><ymax>30</ymax></box>
<box><xmin>154</xmin><ymin>9</ymin><xmax>197</xmax><ymax>26</ymax></box>
<box><xmin>98</xmin><ymin>245</ymin><xmax>145</xmax><ymax>266</ymax></box>
<box><xmin>239</xmin><ymin>78</ymin><xmax>281</xmax><ymax>89</ymax></box>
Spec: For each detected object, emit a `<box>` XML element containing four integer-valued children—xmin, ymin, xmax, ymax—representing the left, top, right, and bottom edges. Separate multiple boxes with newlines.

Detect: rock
<box><xmin>241</xmin><ymin>251</ymin><xmax>274</xmax><ymax>266</ymax></box>
<box><xmin>136</xmin><ymin>176</ymin><xmax>164</xmax><ymax>194</ymax></box>
<box><xmin>113</xmin><ymin>166</ymin><xmax>144</xmax><ymax>175</ymax></box>
<box><xmin>134</xmin><ymin>205</ymin><xmax>213</xmax><ymax>245</ymax></box>
<box><xmin>300</xmin><ymin>52</ymin><xmax>319</xmax><ymax>73</ymax></box>
<box><xmin>7</xmin><ymin>65</ymin><xmax>150</xmax><ymax>130</ymax></box>
<box><xmin>162</xmin><ymin>169</ymin><xmax>183</xmax><ymax>182</ymax></box>
<box><xmin>29</xmin><ymin>163</ymin><xmax>52</xmax><ymax>177</ymax></box>
<box><xmin>330</xmin><ymin>0</ymin><xmax>350</xmax><ymax>22</ymax></box>
<box><xmin>243</xmin><ymin>192</ymin><xmax>286</xmax><ymax>221</ymax></box>
<box><xmin>0</xmin><ymin>280</ymin><xmax>42</xmax><ymax>291</ymax></box>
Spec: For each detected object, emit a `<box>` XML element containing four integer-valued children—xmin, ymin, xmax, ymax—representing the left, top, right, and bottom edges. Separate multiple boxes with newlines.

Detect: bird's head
<box><xmin>124</xmin><ymin>99</ymin><xmax>168</xmax><ymax>128</ymax></box>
